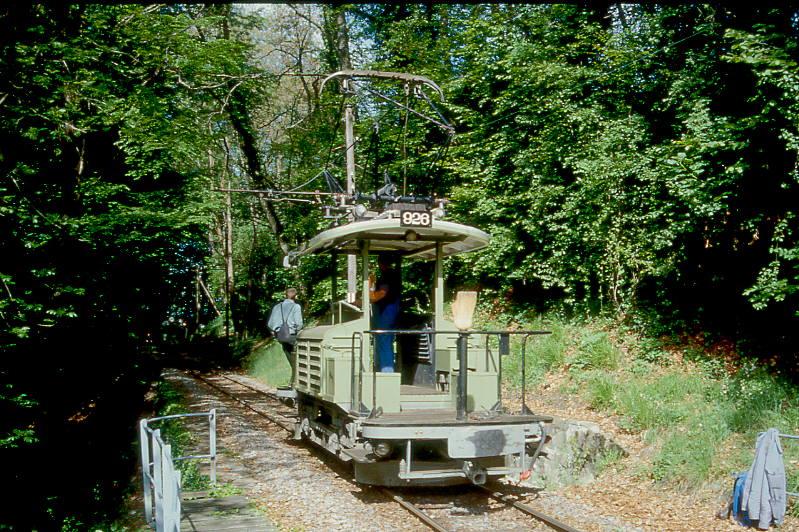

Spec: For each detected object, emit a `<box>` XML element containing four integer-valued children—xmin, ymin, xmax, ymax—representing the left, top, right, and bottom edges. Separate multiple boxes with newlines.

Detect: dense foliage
<box><xmin>349</xmin><ymin>4</ymin><xmax>799</xmax><ymax>359</ymax></box>
<box><xmin>0</xmin><ymin>4</ymin><xmax>273</xmax><ymax>527</ymax></box>
<box><xmin>2</xmin><ymin>3</ymin><xmax>799</xmax><ymax>528</ymax></box>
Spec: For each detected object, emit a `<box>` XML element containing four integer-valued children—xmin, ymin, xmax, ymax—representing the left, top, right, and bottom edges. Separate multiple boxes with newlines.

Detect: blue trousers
<box><xmin>374</xmin><ymin>302</ymin><xmax>399</xmax><ymax>372</ymax></box>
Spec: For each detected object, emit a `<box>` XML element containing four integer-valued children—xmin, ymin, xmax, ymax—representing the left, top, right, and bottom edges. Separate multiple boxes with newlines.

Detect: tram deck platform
<box><xmin>400</xmin><ymin>384</ymin><xmax>447</xmax><ymax>395</ymax></box>
<box><xmin>361</xmin><ymin>408</ymin><xmax>552</xmax><ymax>426</ymax></box>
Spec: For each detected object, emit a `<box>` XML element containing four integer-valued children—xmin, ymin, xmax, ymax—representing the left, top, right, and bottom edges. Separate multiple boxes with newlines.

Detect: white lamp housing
<box><xmin>451</xmin><ymin>290</ymin><xmax>478</xmax><ymax>331</ymax></box>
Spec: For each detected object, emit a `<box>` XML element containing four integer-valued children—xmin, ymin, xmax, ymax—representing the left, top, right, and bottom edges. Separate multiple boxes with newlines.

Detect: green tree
<box><xmin>349</xmin><ymin>4</ymin><xmax>799</xmax><ymax>356</ymax></box>
<box><xmin>0</xmin><ymin>4</ymin><xmax>279</xmax><ymax>527</ymax></box>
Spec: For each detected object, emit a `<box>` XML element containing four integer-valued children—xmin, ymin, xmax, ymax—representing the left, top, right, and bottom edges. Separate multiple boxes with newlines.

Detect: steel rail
<box><xmin>217</xmin><ymin>374</ymin><xmax>286</xmax><ymax>405</ymax></box>
<box><xmin>218</xmin><ymin>374</ymin><xmax>301</xmax><ymax>418</ymax></box>
<box><xmin>190</xmin><ymin>372</ymin><xmax>295</xmax><ymax>433</ymax></box>
<box><xmin>478</xmin><ymin>486</ymin><xmax>583</xmax><ymax>532</ymax></box>
<box><xmin>380</xmin><ymin>489</ymin><xmax>450</xmax><ymax>532</ymax></box>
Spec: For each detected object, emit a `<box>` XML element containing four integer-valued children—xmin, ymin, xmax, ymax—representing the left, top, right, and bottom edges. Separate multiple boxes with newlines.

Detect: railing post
<box><xmin>171</xmin><ymin>449</ymin><xmax>181</xmax><ymax>532</ymax></box>
<box><xmin>174</xmin><ymin>469</ymin><xmax>183</xmax><ymax>532</ymax></box>
<box><xmin>163</xmin><ymin>443</ymin><xmax>175</xmax><ymax>531</ymax></box>
<box><xmin>209</xmin><ymin>409</ymin><xmax>217</xmax><ymax>485</ymax></box>
<box><xmin>350</xmin><ymin>332</ymin><xmax>358</xmax><ymax>412</ymax></box>
<box><xmin>140</xmin><ymin>420</ymin><xmax>153</xmax><ymax>527</ymax></box>
<box><xmin>497</xmin><ymin>334</ymin><xmax>503</xmax><ymax>410</ymax></box>
<box><xmin>370</xmin><ymin>332</ymin><xmax>378</xmax><ymax>417</ymax></box>
<box><xmin>174</xmin><ymin>468</ymin><xmax>182</xmax><ymax>531</ymax></box>
<box><xmin>456</xmin><ymin>332</ymin><xmax>469</xmax><ymax>421</ymax></box>
<box><xmin>358</xmin><ymin>335</ymin><xmax>365</xmax><ymax>413</ymax></box>
<box><xmin>153</xmin><ymin>430</ymin><xmax>164</xmax><ymax>532</ymax></box>
<box><xmin>521</xmin><ymin>333</ymin><xmax>531</xmax><ymax>415</ymax></box>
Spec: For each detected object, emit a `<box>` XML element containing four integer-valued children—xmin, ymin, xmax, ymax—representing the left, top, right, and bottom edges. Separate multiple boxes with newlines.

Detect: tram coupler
<box><xmin>462</xmin><ymin>460</ymin><xmax>487</xmax><ymax>486</ymax></box>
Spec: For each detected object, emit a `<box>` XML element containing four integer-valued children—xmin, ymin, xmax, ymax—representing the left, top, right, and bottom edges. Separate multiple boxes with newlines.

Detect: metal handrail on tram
<box><xmin>335</xmin><ymin>300</ymin><xmax>362</xmax><ymax>325</ymax></box>
<box><xmin>361</xmin><ymin>329</ymin><xmax>550</xmax><ymax>420</ymax></box>
<box><xmin>349</xmin><ymin>332</ymin><xmax>366</xmax><ymax>415</ymax></box>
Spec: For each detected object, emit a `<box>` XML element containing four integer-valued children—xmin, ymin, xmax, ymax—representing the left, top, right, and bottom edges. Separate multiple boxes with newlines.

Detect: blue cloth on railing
<box><xmin>742</xmin><ymin>428</ymin><xmax>786</xmax><ymax>529</ymax></box>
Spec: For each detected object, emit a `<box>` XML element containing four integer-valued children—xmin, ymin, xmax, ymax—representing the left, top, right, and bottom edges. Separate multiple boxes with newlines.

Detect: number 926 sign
<box><xmin>400</xmin><ymin>210</ymin><xmax>432</xmax><ymax>227</ymax></box>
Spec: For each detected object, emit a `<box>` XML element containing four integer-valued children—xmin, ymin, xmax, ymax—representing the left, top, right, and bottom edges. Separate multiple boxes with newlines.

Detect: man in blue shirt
<box><xmin>369</xmin><ymin>255</ymin><xmax>401</xmax><ymax>372</ymax></box>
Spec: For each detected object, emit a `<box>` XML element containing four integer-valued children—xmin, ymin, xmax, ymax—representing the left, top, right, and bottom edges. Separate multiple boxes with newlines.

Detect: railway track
<box><xmin>190</xmin><ymin>372</ymin><xmax>295</xmax><ymax>432</ymax></box>
<box><xmin>188</xmin><ymin>370</ymin><xmax>582</xmax><ymax>532</ymax></box>
<box><xmin>478</xmin><ymin>487</ymin><xmax>581</xmax><ymax>532</ymax></box>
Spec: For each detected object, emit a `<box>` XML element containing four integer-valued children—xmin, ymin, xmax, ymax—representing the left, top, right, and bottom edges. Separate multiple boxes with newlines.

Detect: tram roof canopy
<box><xmin>296</xmin><ymin>218</ymin><xmax>490</xmax><ymax>260</ymax></box>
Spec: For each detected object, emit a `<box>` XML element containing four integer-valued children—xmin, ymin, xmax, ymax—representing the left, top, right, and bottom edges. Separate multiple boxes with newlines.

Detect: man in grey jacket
<box><xmin>742</xmin><ymin>427</ymin><xmax>786</xmax><ymax>529</ymax></box>
<box><xmin>268</xmin><ymin>288</ymin><xmax>303</xmax><ymax>381</ymax></box>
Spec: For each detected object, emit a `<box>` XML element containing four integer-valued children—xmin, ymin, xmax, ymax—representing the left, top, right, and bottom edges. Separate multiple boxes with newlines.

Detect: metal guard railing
<box><xmin>756</xmin><ymin>431</ymin><xmax>799</xmax><ymax>498</ymax></box>
<box><xmin>350</xmin><ymin>329</ymin><xmax>550</xmax><ymax>419</ymax></box>
<box><xmin>139</xmin><ymin>410</ymin><xmax>217</xmax><ymax>531</ymax></box>
<box><xmin>782</xmin><ymin>433</ymin><xmax>799</xmax><ymax>498</ymax></box>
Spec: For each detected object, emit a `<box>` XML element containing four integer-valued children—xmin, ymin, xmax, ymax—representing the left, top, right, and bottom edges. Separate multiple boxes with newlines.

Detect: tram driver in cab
<box><xmin>369</xmin><ymin>253</ymin><xmax>401</xmax><ymax>372</ymax></box>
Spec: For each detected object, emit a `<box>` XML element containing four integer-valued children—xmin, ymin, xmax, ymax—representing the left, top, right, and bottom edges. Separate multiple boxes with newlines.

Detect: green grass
<box><xmin>723</xmin><ymin>361</ymin><xmax>799</xmax><ymax>433</ymax></box>
<box><xmin>613</xmin><ymin>373</ymin><xmax>710</xmax><ymax>430</ymax></box>
<box><xmin>583</xmin><ymin>371</ymin><xmax>616</xmax><ymax>410</ymax></box>
<box><xmin>243</xmin><ymin>339</ymin><xmax>292</xmax><ymax>387</ymax></box>
<box><xmin>597</xmin><ymin>367</ymin><xmax>799</xmax><ymax>485</ymax></box>
<box><xmin>651</xmin><ymin>414</ymin><xmax>730</xmax><ymax>485</ymax></box>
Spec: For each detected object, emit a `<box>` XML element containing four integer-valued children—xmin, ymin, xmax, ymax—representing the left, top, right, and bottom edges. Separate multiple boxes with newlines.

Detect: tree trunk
<box><xmin>323</xmin><ymin>6</ymin><xmax>353</xmax><ymax>71</ymax></box>
<box><xmin>223</xmin><ymin>170</ymin><xmax>234</xmax><ymax>337</ymax></box>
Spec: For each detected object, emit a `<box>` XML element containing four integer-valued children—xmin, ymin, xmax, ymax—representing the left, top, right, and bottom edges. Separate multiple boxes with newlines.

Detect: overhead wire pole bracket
<box><xmin>320</xmin><ymin>70</ymin><xmax>446</xmax><ymax>102</ymax></box>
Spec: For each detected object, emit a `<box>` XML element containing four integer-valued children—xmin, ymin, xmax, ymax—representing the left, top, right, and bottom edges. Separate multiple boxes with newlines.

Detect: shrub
<box><xmin>595</xmin><ymin>446</ymin><xmax>626</xmax><ymax>475</ymax></box>
<box><xmin>724</xmin><ymin>360</ymin><xmax>799</xmax><ymax>434</ymax></box>
<box><xmin>570</xmin><ymin>331</ymin><xmax>621</xmax><ymax>370</ymax></box>
<box><xmin>636</xmin><ymin>336</ymin><xmax>669</xmax><ymax>365</ymax></box>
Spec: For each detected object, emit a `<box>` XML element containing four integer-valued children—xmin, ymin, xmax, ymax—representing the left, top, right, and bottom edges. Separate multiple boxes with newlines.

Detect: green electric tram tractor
<box><xmin>268</xmin><ymin>69</ymin><xmax>552</xmax><ymax>486</ymax></box>
<box><xmin>277</xmin><ymin>206</ymin><xmax>552</xmax><ymax>487</ymax></box>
